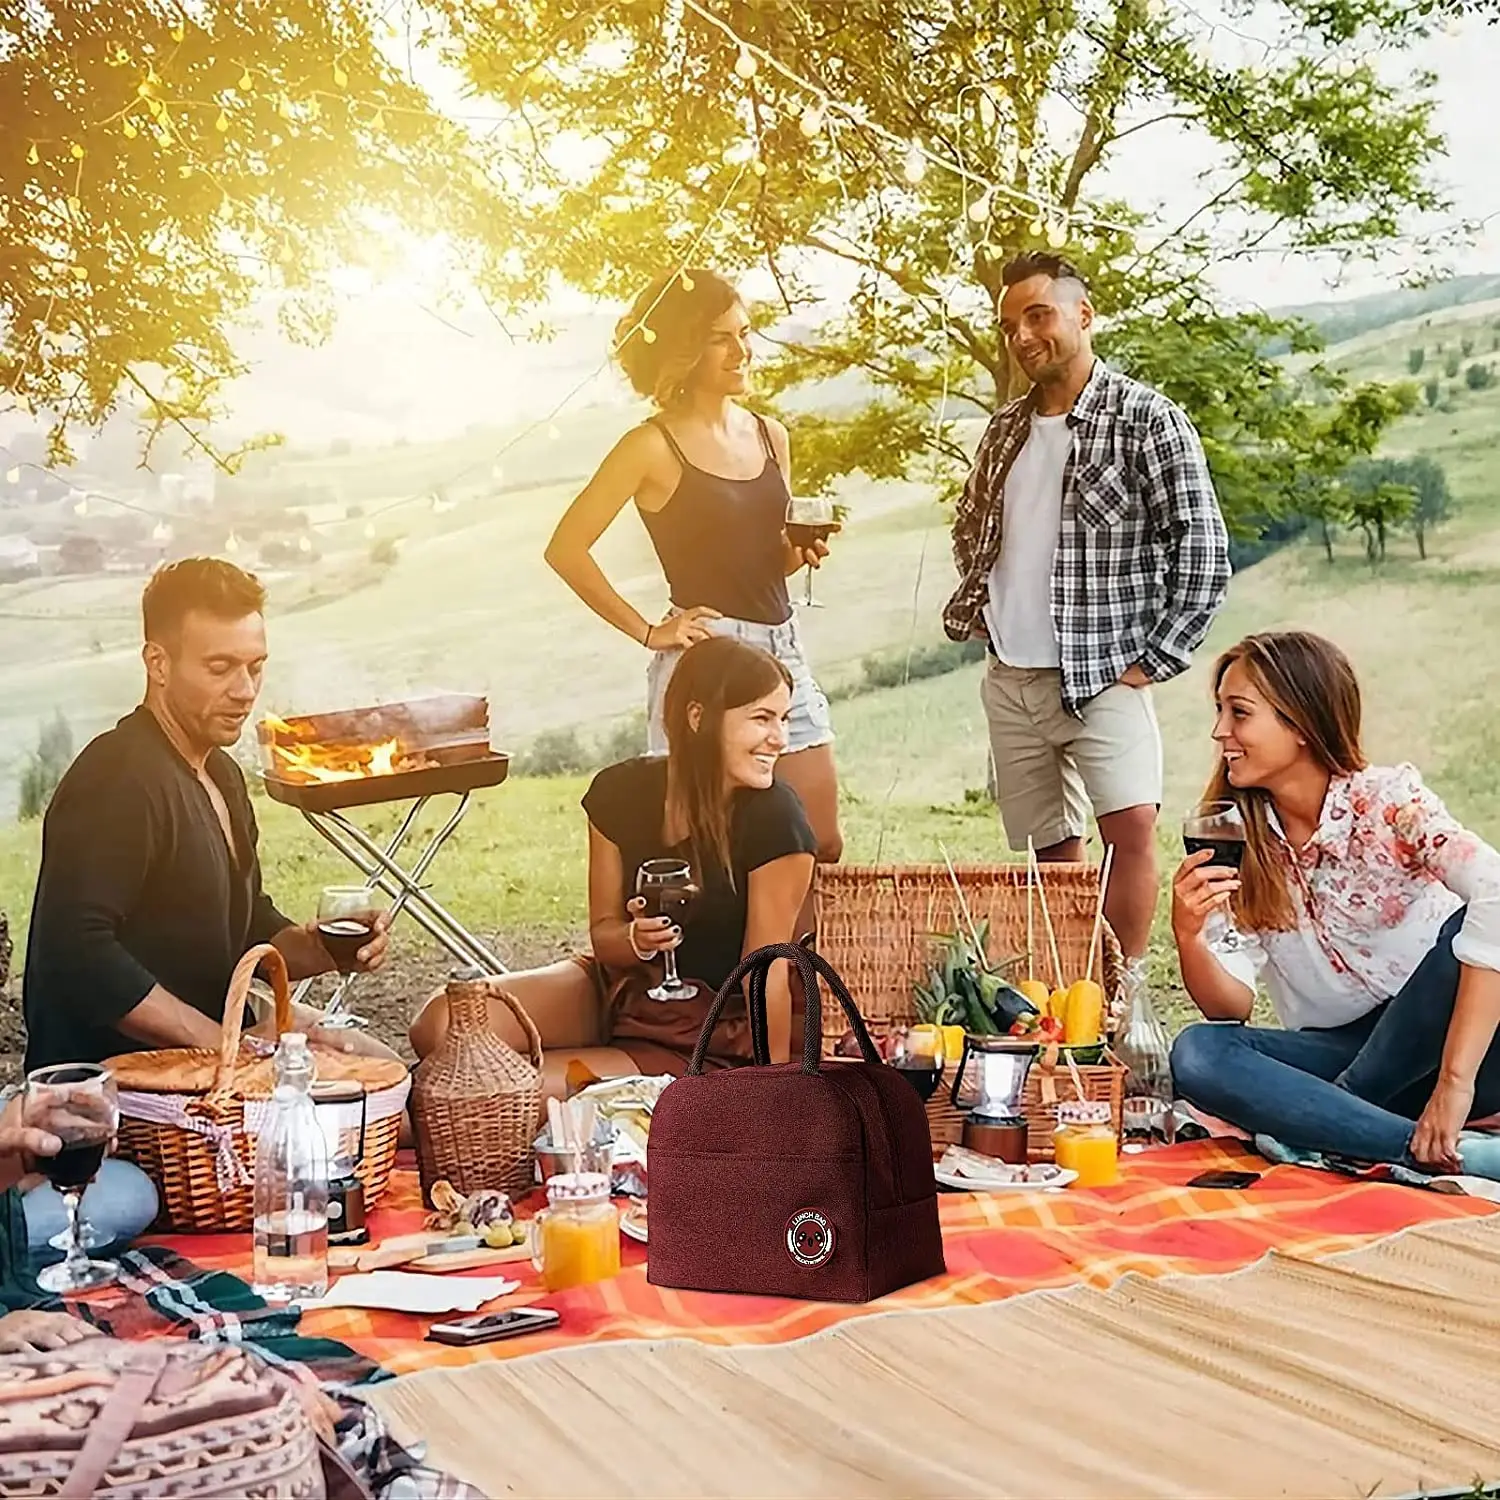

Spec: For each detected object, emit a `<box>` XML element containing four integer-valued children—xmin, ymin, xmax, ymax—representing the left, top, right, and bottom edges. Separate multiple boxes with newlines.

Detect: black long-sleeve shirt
<box><xmin>23</xmin><ymin>705</ymin><xmax>291</xmax><ymax>1071</ymax></box>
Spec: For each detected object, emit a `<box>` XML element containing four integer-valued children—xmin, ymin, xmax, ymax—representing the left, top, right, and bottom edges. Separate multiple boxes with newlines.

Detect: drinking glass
<box><xmin>316</xmin><ymin>885</ymin><xmax>387</xmax><ymax>972</ymax></box>
<box><xmin>24</xmin><ymin>1063</ymin><xmax>120</xmax><ymax>1293</ymax></box>
<box><xmin>785</xmin><ymin>496</ymin><xmax>836</xmax><ymax>607</ymax></box>
<box><xmin>889</xmin><ymin>1025</ymin><xmax>946</xmax><ymax>1103</ymax></box>
<box><xmin>634</xmin><ymin>858</ymin><xmax>699</xmax><ymax>1002</ymax></box>
<box><xmin>1182</xmin><ymin>800</ymin><xmax>1249</xmax><ymax>954</ymax></box>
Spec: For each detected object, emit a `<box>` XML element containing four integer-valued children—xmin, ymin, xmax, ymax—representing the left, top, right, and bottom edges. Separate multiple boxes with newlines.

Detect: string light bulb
<box><xmin>240</xmin><ymin>68</ymin><xmax>252</xmax><ymax>89</ymax></box>
<box><xmin>1046</xmin><ymin>218</ymin><xmax>1069</xmax><ymax>248</ymax></box>
<box><xmin>151</xmin><ymin>520</ymin><xmax>172</xmax><ymax>543</ymax></box>
<box><xmin>902</xmin><ymin>142</ymin><xmax>927</xmax><ymax>184</ymax></box>
<box><xmin>967</xmin><ymin>193</ymin><xmax>992</xmax><ymax>224</ymax></box>
<box><xmin>333</xmin><ymin>63</ymin><xmax>348</xmax><ymax>87</ymax></box>
<box><xmin>977</xmin><ymin>92</ymin><xmax>997</xmax><ymax>131</ymax></box>
<box><xmin>680</xmin><ymin>272</ymin><xmax>695</xmax><ymax>290</ymax></box>
<box><xmin>215</xmin><ymin>111</ymin><xmax>229</xmax><ymax>132</ymax></box>
<box><xmin>26</xmin><ymin>143</ymin><xmax>38</xmax><ymax>165</ymax></box>
<box><xmin>123</xmin><ymin>119</ymin><xmax>138</xmax><ymax>138</ymax></box>
<box><xmin>1027</xmin><ymin>216</ymin><xmax>1045</xmax><ymax>236</ymax></box>
<box><xmin>362</xmin><ymin>522</ymin><xmax>376</xmax><ymax>540</ymax></box>
<box><xmin>641</xmin><ymin>326</ymin><xmax>657</xmax><ymax>344</ymax></box>
<box><xmin>224</xmin><ymin>532</ymin><xmax>240</xmax><ymax>554</ymax></box>
<box><xmin>799</xmin><ymin>102</ymin><xmax>825</xmax><ymax>138</ymax></box>
<box><xmin>5</xmin><ymin>468</ymin><xmax>21</xmax><ymax>484</ymax></box>
<box><xmin>546</xmin><ymin>422</ymin><xmax>562</xmax><ymax>440</ymax></box>
<box><xmin>491</xmin><ymin>463</ymin><xmax>505</xmax><ymax>482</ymax></box>
<box><xmin>751</xmin><ymin>155</ymin><xmax>767</xmax><ymax>177</ymax></box>
<box><xmin>298</xmin><ymin>533</ymin><xmax>313</xmax><ymax>552</ymax></box>
<box><xmin>70</xmin><ymin>143</ymin><xmax>84</xmax><ymax>160</ymax></box>
<box><xmin>73</xmin><ymin>497</ymin><xmax>89</xmax><ymax>516</ymax></box>
<box><xmin>733</xmin><ymin>45</ymin><xmax>757</xmax><ymax>79</ymax></box>
<box><xmin>170</xmin><ymin>22</ymin><xmax>184</xmax><ymax>42</ymax></box>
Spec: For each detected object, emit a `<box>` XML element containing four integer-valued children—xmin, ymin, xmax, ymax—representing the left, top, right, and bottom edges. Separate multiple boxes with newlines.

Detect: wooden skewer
<box><xmin>1087</xmin><ymin>843</ymin><xmax>1115</xmax><ymax>987</ymax></box>
<box><xmin>939</xmin><ymin>841</ymin><xmax>988</xmax><ymax>970</ymax></box>
<box><xmin>1030</xmin><ymin>843</ymin><xmax>1064</xmax><ymax>991</ymax></box>
<box><xmin>1025</xmin><ymin>837</ymin><xmax>1035</xmax><ymax>978</ymax></box>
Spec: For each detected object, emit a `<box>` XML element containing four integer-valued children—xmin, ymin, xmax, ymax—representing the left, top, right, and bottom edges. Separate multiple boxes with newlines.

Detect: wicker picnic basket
<box><xmin>814</xmin><ymin>863</ymin><xmax>1126</xmax><ymax>1157</ymax></box>
<box><xmin>410</xmin><ymin>971</ymin><xmax>542</xmax><ymax>1203</ymax></box>
<box><xmin>104</xmin><ymin>944</ymin><xmax>409</xmax><ymax>1233</ymax></box>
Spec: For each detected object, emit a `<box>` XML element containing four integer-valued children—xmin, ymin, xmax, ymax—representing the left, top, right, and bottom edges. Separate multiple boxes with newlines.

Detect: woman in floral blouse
<box><xmin>1169</xmin><ymin>631</ymin><xmax>1500</xmax><ymax>1178</ymax></box>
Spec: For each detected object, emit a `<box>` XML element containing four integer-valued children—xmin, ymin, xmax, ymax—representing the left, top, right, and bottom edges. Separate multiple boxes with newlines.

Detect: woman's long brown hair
<box><xmin>1205</xmin><ymin>632</ymin><xmax>1367</xmax><ymax>931</ymax></box>
<box><xmin>662</xmin><ymin>636</ymin><xmax>791</xmax><ymax>888</ymax></box>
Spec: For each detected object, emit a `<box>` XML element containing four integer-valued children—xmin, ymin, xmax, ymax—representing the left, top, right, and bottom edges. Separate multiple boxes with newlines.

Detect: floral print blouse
<box><xmin>1216</xmin><ymin>764</ymin><xmax>1500</xmax><ymax>1030</ymax></box>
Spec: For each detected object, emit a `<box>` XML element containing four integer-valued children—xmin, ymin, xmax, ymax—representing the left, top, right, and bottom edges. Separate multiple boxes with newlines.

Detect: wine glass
<box><xmin>785</xmin><ymin>496</ymin><xmax>836</xmax><ymax>608</ymax></box>
<box><xmin>890</xmin><ymin>1025</ymin><xmax>947</xmax><ymax>1103</ymax></box>
<box><xmin>635</xmin><ymin>858</ymin><xmax>699</xmax><ymax>1002</ymax></box>
<box><xmin>316</xmin><ymin>885</ymin><xmax>387</xmax><ymax>972</ymax></box>
<box><xmin>24</xmin><ymin>1063</ymin><xmax>120</xmax><ymax>1293</ymax></box>
<box><xmin>1182</xmin><ymin>801</ymin><xmax>1248</xmax><ymax>954</ymax></box>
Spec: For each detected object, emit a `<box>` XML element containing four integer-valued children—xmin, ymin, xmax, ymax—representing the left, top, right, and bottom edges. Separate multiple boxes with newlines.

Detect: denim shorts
<box><xmin>645</xmin><ymin>610</ymin><xmax>834</xmax><ymax>756</ymax></box>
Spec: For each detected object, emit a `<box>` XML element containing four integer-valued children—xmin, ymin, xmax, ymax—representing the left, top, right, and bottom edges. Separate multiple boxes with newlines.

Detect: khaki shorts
<box><xmin>981</xmin><ymin>658</ymin><xmax>1162</xmax><ymax>851</ymax></box>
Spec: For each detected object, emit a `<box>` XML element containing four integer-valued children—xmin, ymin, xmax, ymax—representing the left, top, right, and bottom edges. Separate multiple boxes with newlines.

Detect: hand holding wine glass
<box><xmin>1180</xmin><ymin>801</ymin><xmax>1248</xmax><ymax>953</ymax></box>
<box><xmin>634</xmin><ymin>859</ymin><xmax>699</xmax><ymax>1002</ymax></box>
<box><xmin>785</xmin><ymin>497</ymin><xmax>838</xmax><ymax>608</ymax></box>
<box><xmin>23</xmin><ymin>1063</ymin><xmax>120</xmax><ymax>1293</ymax></box>
<box><xmin>315</xmin><ymin>886</ymin><xmax>390</xmax><ymax>972</ymax></box>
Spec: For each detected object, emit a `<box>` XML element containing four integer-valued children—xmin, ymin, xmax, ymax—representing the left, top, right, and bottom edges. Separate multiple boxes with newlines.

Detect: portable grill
<box><xmin>258</xmin><ymin>693</ymin><xmax>510</xmax><ymax>1019</ymax></box>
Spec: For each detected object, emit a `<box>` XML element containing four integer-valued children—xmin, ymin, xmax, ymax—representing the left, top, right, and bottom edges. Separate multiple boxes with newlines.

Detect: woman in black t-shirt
<box><xmin>411</xmin><ymin>637</ymin><xmax>816</xmax><ymax>1082</ymax></box>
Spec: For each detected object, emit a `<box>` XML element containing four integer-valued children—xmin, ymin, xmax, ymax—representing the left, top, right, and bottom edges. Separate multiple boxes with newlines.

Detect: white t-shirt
<box><xmin>982</xmin><ymin>412</ymin><xmax>1072</xmax><ymax>669</ymax></box>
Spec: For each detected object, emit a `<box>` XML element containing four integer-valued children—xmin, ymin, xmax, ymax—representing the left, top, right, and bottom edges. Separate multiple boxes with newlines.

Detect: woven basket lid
<box><xmin>102</xmin><ymin>942</ymin><xmax>406</xmax><ymax>1100</ymax></box>
<box><xmin>105</xmin><ymin>1043</ymin><xmax>406</xmax><ymax>1098</ymax></box>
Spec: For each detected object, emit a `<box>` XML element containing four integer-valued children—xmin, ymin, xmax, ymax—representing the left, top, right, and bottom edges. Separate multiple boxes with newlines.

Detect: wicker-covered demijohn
<box><xmin>814</xmin><ymin>862</ymin><xmax>1126</xmax><ymax>1156</ymax></box>
<box><xmin>410</xmin><ymin>971</ymin><xmax>542</xmax><ymax>1203</ymax></box>
<box><xmin>105</xmin><ymin>943</ymin><xmax>410</xmax><ymax>1232</ymax></box>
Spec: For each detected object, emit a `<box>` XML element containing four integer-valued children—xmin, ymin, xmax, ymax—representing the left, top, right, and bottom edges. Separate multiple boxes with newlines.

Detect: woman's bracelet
<box><xmin>640</xmin><ymin>621</ymin><xmax>654</xmax><ymax>649</ymax></box>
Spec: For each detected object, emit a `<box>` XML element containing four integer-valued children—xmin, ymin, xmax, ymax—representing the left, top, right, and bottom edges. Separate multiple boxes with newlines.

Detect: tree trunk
<box><xmin>1321</xmin><ymin>520</ymin><xmax>1334</xmax><ymax>563</ymax></box>
<box><xmin>1377</xmin><ymin>516</ymin><xmax>1387</xmax><ymax>560</ymax></box>
<box><xmin>1416</xmin><ymin>522</ymin><xmax>1427</xmax><ymax>560</ymax></box>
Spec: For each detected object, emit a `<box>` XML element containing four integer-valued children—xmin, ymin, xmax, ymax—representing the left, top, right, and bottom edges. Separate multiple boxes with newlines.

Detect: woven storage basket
<box><xmin>105</xmin><ymin>944</ymin><xmax>409</xmax><ymax>1233</ymax></box>
<box><xmin>814</xmin><ymin>863</ymin><xmax>1125</xmax><ymax>1156</ymax></box>
<box><xmin>410</xmin><ymin>973</ymin><xmax>542</xmax><ymax>1203</ymax></box>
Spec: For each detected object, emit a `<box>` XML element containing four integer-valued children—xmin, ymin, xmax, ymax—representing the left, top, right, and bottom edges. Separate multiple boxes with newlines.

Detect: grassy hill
<box><xmin>4</xmin><ymin>282</ymin><xmax>1500</xmax><ymax>1038</ymax></box>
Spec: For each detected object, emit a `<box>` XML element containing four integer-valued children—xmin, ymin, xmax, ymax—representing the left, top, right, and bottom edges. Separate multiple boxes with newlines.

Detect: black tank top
<box><xmin>638</xmin><ymin>413</ymin><xmax>792</xmax><ymax>626</ymax></box>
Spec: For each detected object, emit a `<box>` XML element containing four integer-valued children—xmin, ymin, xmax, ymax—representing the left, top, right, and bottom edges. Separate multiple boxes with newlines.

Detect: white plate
<box><xmin>620</xmin><ymin>1209</ymin><xmax>648</xmax><ymax>1244</ymax></box>
<box><xmin>934</xmin><ymin>1166</ymin><xmax>1076</xmax><ymax>1193</ymax></box>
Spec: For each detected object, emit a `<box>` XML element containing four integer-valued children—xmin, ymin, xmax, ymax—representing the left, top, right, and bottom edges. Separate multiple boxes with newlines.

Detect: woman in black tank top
<box><xmin>545</xmin><ymin>267</ymin><xmax>843</xmax><ymax>864</ymax></box>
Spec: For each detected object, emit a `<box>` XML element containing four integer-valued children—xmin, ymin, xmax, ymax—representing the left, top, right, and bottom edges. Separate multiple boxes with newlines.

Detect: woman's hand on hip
<box><xmin>627</xmin><ymin>896</ymin><xmax>681</xmax><ymax>960</ymax></box>
<box><xmin>645</xmin><ymin>607</ymin><xmax>721</xmax><ymax>651</ymax></box>
<box><xmin>1171</xmin><ymin>849</ymin><xmax>1240</xmax><ymax>943</ymax></box>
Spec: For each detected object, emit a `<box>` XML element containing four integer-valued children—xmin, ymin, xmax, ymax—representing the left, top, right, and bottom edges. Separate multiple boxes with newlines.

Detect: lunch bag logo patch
<box><xmin>785</xmin><ymin>1209</ymin><xmax>836</xmax><ymax>1268</ymax></box>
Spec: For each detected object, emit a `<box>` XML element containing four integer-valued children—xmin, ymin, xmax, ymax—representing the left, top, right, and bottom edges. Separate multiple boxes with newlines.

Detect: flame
<box><xmin>264</xmin><ymin>731</ymin><xmax>412</xmax><ymax>784</ymax></box>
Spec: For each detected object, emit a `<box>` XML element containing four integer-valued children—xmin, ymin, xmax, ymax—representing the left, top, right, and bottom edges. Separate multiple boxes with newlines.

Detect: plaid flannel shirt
<box><xmin>942</xmin><ymin>359</ymin><xmax>1231</xmax><ymax>714</ymax></box>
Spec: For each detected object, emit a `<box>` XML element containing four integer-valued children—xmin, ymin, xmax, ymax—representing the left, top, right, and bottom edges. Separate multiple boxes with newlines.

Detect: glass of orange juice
<box><xmin>1053</xmin><ymin>1100</ymin><xmax>1120</xmax><ymax>1188</ymax></box>
<box><xmin>529</xmin><ymin>1172</ymin><xmax>620</xmax><ymax>1292</ymax></box>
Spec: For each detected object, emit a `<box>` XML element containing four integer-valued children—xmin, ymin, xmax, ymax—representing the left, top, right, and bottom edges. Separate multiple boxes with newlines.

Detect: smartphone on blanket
<box><xmin>1187</xmin><ymin>1170</ymin><xmax>1262</xmax><ymax>1190</ymax></box>
<box><xmin>426</xmin><ymin>1308</ymin><xmax>561</xmax><ymax>1346</ymax></box>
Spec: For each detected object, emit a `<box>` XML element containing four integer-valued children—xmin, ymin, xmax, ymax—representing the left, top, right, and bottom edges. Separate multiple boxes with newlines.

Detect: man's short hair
<box><xmin>1000</xmin><ymin>250</ymin><xmax>1089</xmax><ymax>295</ymax></box>
<box><xmin>142</xmin><ymin>557</ymin><xmax>266</xmax><ymax>645</ymax></box>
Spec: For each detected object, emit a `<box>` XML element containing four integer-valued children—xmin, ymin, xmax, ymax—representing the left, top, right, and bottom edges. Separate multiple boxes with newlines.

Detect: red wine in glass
<box><xmin>786</xmin><ymin>498</ymin><xmax>836</xmax><ymax>606</ymax></box>
<box><xmin>45</xmin><ymin>1136</ymin><xmax>109</xmax><ymax>1191</ymax></box>
<box><xmin>318</xmin><ymin>918</ymin><xmax>374</xmax><ymax>967</ymax></box>
<box><xmin>636</xmin><ymin>858</ymin><xmax>698</xmax><ymax>1001</ymax></box>
<box><xmin>895</xmin><ymin>1063</ymin><xmax>944</xmax><ymax>1102</ymax></box>
<box><xmin>1182</xmin><ymin>832</ymin><xmax>1246</xmax><ymax>868</ymax></box>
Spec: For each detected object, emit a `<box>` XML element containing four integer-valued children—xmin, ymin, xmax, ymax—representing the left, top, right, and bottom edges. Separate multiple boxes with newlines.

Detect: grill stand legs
<box><xmin>291</xmin><ymin>792</ymin><xmax>508</xmax><ymax>1024</ymax></box>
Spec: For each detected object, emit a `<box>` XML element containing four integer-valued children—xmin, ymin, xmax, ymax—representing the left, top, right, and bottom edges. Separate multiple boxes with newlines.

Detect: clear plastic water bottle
<box><xmin>1114</xmin><ymin>960</ymin><xmax>1176</xmax><ymax>1149</ymax></box>
<box><xmin>252</xmin><ymin>1033</ymin><xmax>329</xmax><ymax>1303</ymax></box>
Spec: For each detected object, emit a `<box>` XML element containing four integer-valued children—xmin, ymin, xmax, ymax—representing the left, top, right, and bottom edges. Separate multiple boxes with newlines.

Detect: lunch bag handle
<box><xmin>688</xmin><ymin>941</ymin><xmax>883</xmax><ymax>1076</ymax></box>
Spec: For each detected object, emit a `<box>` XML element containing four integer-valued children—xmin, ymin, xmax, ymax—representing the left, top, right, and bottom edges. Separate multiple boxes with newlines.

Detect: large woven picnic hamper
<box><xmin>814</xmin><ymin>863</ymin><xmax>1125</xmax><ymax>1156</ymax></box>
<box><xmin>104</xmin><ymin>944</ymin><xmax>409</xmax><ymax>1232</ymax></box>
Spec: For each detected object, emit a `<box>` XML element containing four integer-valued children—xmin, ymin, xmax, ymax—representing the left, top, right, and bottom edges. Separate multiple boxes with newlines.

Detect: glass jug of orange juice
<box><xmin>1053</xmin><ymin>1100</ymin><xmax>1120</xmax><ymax>1188</ymax></box>
<box><xmin>529</xmin><ymin>1171</ymin><xmax>620</xmax><ymax>1292</ymax></box>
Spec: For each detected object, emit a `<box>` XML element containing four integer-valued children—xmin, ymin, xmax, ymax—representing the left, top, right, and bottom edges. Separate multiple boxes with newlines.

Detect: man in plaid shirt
<box><xmin>943</xmin><ymin>252</ymin><xmax>1230</xmax><ymax>958</ymax></box>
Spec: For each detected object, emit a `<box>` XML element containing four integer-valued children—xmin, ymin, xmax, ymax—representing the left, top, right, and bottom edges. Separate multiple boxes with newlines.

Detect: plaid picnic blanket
<box><xmin>136</xmin><ymin>1139</ymin><xmax>1498</xmax><ymax>1378</ymax></box>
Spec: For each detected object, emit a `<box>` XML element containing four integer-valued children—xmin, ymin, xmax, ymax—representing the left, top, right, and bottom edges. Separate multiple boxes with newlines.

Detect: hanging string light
<box><xmin>799</xmin><ymin>101</ymin><xmax>826</xmax><ymax>138</ymax></box>
<box><xmin>734</xmin><ymin>45</ymin><xmax>757</xmax><ymax>79</ymax></box>
<box><xmin>902</xmin><ymin>142</ymin><xmax>927</xmax><ymax>184</ymax></box>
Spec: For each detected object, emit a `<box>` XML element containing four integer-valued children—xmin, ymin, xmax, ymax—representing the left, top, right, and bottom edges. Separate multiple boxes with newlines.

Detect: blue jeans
<box><xmin>23</xmin><ymin>1160</ymin><xmax>159</xmax><ymax>1254</ymax></box>
<box><xmin>1171</xmin><ymin>908</ymin><xmax>1500</xmax><ymax>1166</ymax></box>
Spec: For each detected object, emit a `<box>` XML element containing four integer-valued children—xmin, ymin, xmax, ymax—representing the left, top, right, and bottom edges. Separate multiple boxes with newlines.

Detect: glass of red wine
<box><xmin>635</xmin><ymin>858</ymin><xmax>699</xmax><ymax>1002</ymax></box>
<box><xmin>317</xmin><ymin>885</ymin><xmax>386</xmax><ymax>971</ymax></box>
<box><xmin>1182</xmin><ymin>800</ymin><xmax>1249</xmax><ymax>954</ymax></box>
<box><xmin>890</xmin><ymin>1025</ymin><xmax>947</xmax><ymax>1103</ymax></box>
<box><xmin>24</xmin><ymin>1062</ymin><xmax>120</xmax><ymax>1293</ymax></box>
<box><xmin>785</xmin><ymin>497</ymin><xmax>836</xmax><ymax>608</ymax></box>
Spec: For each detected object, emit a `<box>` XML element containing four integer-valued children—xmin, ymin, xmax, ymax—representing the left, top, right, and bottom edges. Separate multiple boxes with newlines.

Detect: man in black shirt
<box><xmin>23</xmin><ymin>559</ymin><xmax>391</xmax><ymax>1072</ymax></box>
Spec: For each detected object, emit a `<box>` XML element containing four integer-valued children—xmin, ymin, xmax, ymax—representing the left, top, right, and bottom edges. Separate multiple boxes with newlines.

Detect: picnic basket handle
<box><xmin>484</xmin><ymin>982</ymin><xmax>545</xmax><ymax>1072</ymax></box>
<box><xmin>688</xmin><ymin>941</ymin><xmax>882</xmax><ymax>1076</ymax></box>
<box><xmin>208</xmin><ymin>942</ymin><xmax>292</xmax><ymax>1105</ymax></box>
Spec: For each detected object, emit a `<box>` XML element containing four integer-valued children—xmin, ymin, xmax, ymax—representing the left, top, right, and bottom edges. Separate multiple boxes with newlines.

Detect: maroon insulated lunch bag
<box><xmin>646</xmin><ymin>941</ymin><xmax>945</xmax><ymax>1303</ymax></box>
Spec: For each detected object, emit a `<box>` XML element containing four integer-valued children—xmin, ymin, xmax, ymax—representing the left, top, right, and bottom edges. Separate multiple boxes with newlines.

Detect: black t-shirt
<box><xmin>581</xmin><ymin>756</ymin><xmax>816</xmax><ymax>990</ymax></box>
<box><xmin>23</xmin><ymin>705</ymin><xmax>292</xmax><ymax>1070</ymax></box>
